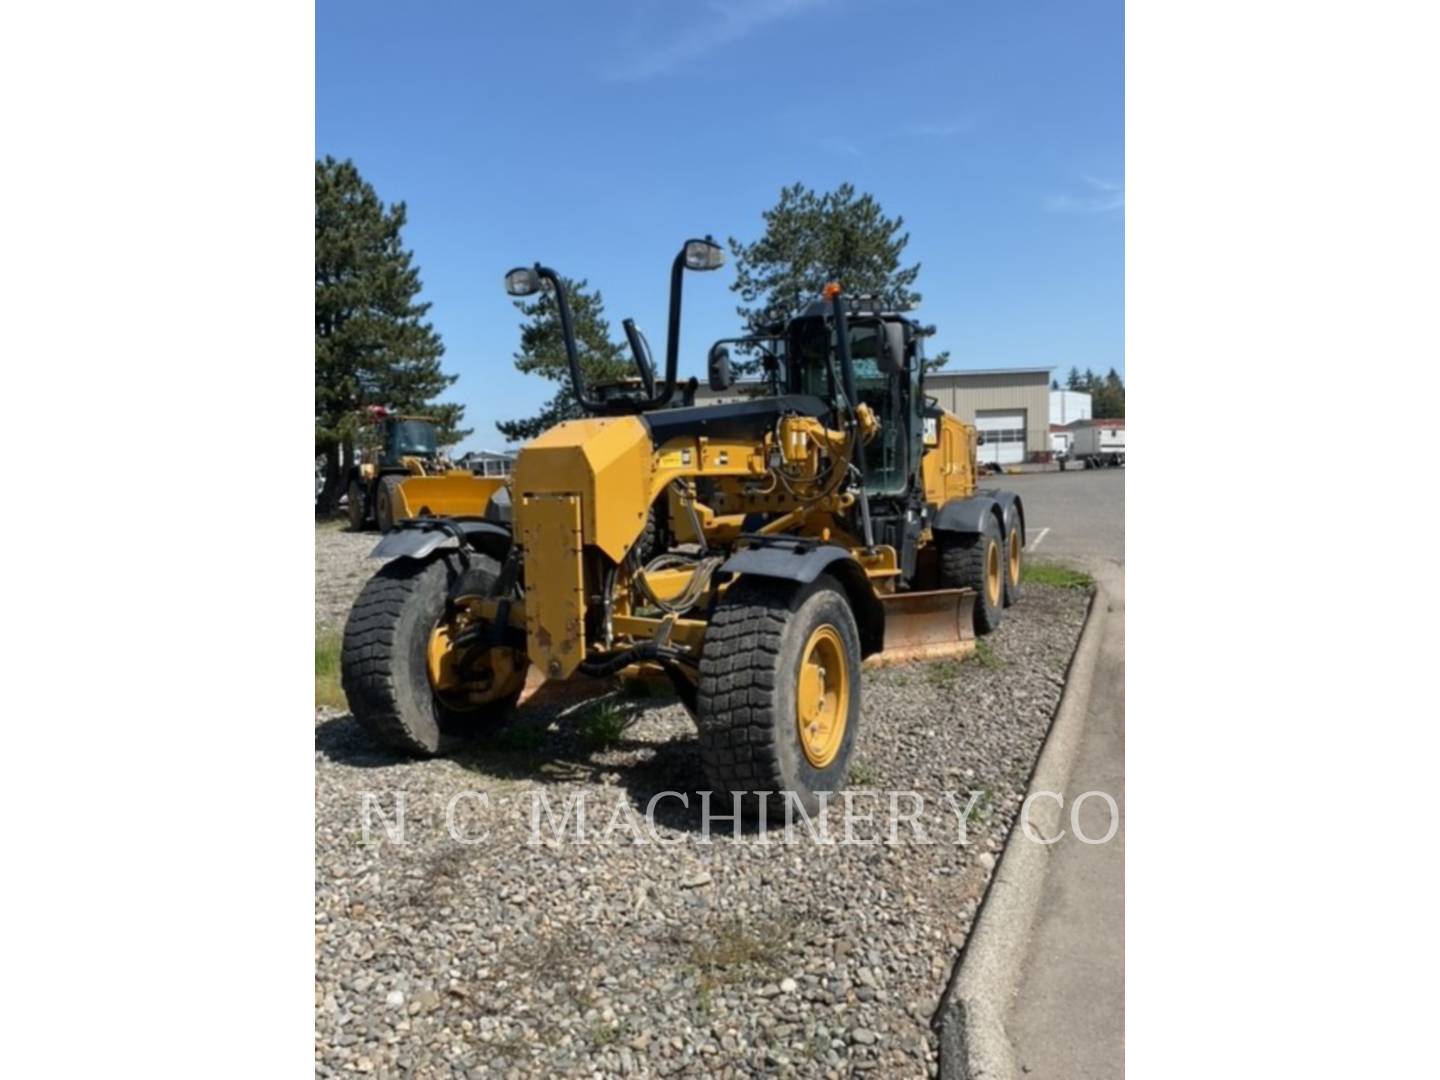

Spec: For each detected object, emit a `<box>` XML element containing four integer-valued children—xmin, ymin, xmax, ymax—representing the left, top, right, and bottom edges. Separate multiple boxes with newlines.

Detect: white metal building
<box><xmin>1050</xmin><ymin>389</ymin><xmax>1092</xmax><ymax>425</ymax></box>
<box><xmin>923</xmin><ymin>367</ymin><xmax>1055</xmax><ymax>465</ymax></box>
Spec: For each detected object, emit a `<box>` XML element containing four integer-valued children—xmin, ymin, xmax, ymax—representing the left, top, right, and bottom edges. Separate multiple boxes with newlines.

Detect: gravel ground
<box><xmin>315</xmin><ymin>527</ymin><xmax>1089</xmax><ymax>1078</ymax></box>
<box><xmin>317</xmin><ymin>522</ymin><xmax>382</xmax><ymax>631</ymax></box>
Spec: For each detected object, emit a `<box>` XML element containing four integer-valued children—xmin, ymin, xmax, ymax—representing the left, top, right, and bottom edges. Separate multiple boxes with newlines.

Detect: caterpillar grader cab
<box><xmin>345</xmin><ymin>410</ymin><xmax>503</xmax><ymax>531</ymax></box>
<box><xmin>341</xmin><ymin>236</ymin><xmax>1024</xmax><ymax>814</ymax></box>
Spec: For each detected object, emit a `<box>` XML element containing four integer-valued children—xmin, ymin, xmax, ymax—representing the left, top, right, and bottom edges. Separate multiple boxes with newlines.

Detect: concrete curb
<box><xmin>932</xmin><ymin>583</ymin><xmax>1112</xmax><ymax>1079</ymax></box>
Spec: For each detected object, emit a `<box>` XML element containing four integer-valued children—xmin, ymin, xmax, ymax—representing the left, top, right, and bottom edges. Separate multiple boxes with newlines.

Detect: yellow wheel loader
<box><xmin>345</xmin><ymin>410</ymin><xmax>498</xmax><ymax>532</ymax></box>
<box><xmin>341</xmin><ymin>237</ymin><xmax>1024</xmax><ymax>814</ymax></box>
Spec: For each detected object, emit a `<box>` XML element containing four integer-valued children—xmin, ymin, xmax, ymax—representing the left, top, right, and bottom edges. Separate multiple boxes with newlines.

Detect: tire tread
<box><xmin>341</xmin><ymin>560</ymin><xmax>440</xmax><ymax>756</ymax></box>
<box><xmin>695</xmin><ymin>577</ymin><xmax>794</xmax><ymax>802</ymax></box>
<box><xmin>938</xmin><ymin>519</ymin><xmax>1004</xmax><ymax>634</ymax></box>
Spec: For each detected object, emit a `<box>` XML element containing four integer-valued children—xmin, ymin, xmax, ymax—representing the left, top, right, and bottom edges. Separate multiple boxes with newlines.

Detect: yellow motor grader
<box><xmin>341</xmin><ymin>237</ymin><xmax>1023</xmax><ymax>813</ymax></box>
<box><xmin>345</xmin><ymin>409</ymin><xmax>503</xmax><ymax>531</ymax></box>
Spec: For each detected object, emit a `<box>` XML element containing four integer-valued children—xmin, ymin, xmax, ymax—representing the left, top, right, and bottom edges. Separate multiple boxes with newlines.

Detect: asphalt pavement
<box><xmin>992</xmin><ymin>467</ymin><xmax>1126</xmax><ymax>1077</ymax></box>
<box><xmin>994</xmin><ymin>468</ymin><xmax>1125</xmax><ymax>566</ymax></box>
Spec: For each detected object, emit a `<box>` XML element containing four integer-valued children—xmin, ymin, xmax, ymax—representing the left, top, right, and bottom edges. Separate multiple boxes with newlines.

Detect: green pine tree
<box><xmin>1065</xmin><ymin>366</ymin><xmax>1083</xmax><ymax>390</ymax></box>
<box><xmin>315</xmin><ymin>156</ymin><xmax>469</xmax><ymax>511</ymax></box>
<box><xmin>495</xmin><ymin>277</ymin><xmax>632</xmax><ymax>443</ymax></box>
<box><xmin>728</xmin><ymin>182</ymin><xmax>949</xmax><ymax>373</ymax></box>
<box><xmin>1093</xmin><ymin>368</ymin><xmax>1125</xmax><ymax>419</ymax></box>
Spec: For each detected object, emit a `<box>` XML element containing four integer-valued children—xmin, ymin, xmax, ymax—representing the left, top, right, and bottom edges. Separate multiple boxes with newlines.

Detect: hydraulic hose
<box><xmin>579</xmin><ymin>639</ymin><xmax>677</xmax><ymax>678</ymax></box>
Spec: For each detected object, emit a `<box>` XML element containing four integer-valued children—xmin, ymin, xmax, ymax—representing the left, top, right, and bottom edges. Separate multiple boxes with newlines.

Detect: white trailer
<box><xmin>1067</xmin><ymin>422</ymin><xmax>1125</xmax><ymax>469</ymax></box>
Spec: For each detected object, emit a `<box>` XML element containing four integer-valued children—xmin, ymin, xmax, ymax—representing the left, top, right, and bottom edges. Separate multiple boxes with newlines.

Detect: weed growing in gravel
<box><xmin>591</xmin><ymin>1022</ymin><xmax>625</xmax><ymax>1047</ymax></box>
<box><xmin>578</xmin><ymin>699</ymin><xmax>637</xmax><ymax>750</ymax></box>
<box><xmin>688</xmin><ymin>914</ymin><xmax>797</xmax><ymax>992</ymax></box>
<box><xmin>973</xmin><ymin>639</ymin><xmax>1003</xmax><ymax>669</ymax></box>
<box><xmin>508</xmin><ymin>932</ymin><xmax>603</xmax><ymax>1039</ymax></box>
<box><xmin>926</xmin><ymin>659</ymin><xmax>961</xmax><ymax>688</ymax></box>
<box><xmin>967</xmin><ymin>788</ymin><xmax>993</xmax><ymax>824</ymax></box>
<box><xmin>485</xmin><ymin>1032</ymin><xmax>528</xmax><ymax>1061</ymax></box>
<box><xmin>315</xmin><ymin>629</ymin><xmax>346</xmax><ymax>709</ymax></box>
<box><xmin>849</xmin><ymin>761</ymin><xmax>878</xmax><ymax>786</ymax></box>
<box><xmin>1021</xmin><ymin>561</ymin><xmax>1094</xmax><ymax>590</ymax></box>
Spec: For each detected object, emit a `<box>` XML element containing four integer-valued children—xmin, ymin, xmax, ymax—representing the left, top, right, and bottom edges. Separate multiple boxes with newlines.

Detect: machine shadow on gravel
<box><xmin>314</xmin><ymin>713</ymin><xmax>412</xmax><ymax>769</ymax></box>
<box><xmin>316</xmin><ymin>693</ymin><xmax>787</xmax><ymax>836</ymax></box>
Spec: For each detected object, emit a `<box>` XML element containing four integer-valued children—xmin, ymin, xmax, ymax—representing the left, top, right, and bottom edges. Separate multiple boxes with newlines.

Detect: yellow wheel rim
<box><xmin>427</xmin><ymin>623</ymin><xmax>526</xmax><ymax>711</ymax></box>
<box><xmin>1008</xmin><ymin>527</ymin><xmax>1021</xmax><ymax>585</ymax></box>
<box><xmin>986</xmin><ymin>540</ymin><xmax>1003</xmax><ymax>607</ymax></box>
<box><xmin>796</xmin><ymin>624</ymin><xmax>849</xmax><ymax>769</ymax></box>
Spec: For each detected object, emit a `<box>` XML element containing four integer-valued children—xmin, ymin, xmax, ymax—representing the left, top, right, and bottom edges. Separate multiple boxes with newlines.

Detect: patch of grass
<box><xmin>679</xmin><ymin>913</ymin><xmax>801</xmax><ymax>1014</ymax></box>
<box><xmin>966</xmin><ymin>788</ymin><xmax>993</xmax><ymax>824</ymax></box>
<box><xmin>973</xmin><ymin>639</ymin><xmax>1003</xmax><ymax>669</ymax></box>
<box><xmin>926</xmin><ymin>658</ymin><xmax>961</xmax><ymax>688</ymax></box>
<box><xmin>849</xmin><ymin>761</ymin><xmax>878</xmax><ymax>786</ymax></box>
<box><xmin>689</xmin><ymin>915</ymin><xmax>792</xmax><ymax>985</ymax></box>
<box><xmin>1021</xmin><ymin>561</ymin><xmax>1094</xmax><ymax>590</ymax></box>
<box><xmin>577</xmin><ymin>699</ymin><xmax>636</xmax><ymax>750</ymax></box>
<box><xmin>315</xmin><ymin>628</ymin><xmax>346</xmax><ymax>709</ymax></box>
<box><xmin>591</xmin><ymin>1022</ymin><xmax>623</xmax><ymax>1047</ymax></box>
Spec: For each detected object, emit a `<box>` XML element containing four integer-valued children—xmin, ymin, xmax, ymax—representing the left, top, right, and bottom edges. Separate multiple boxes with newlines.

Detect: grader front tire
<box><xmin>341</xmin><ymin>553</ymin><xmax>521</xmax><ymax>756</ymax></box>
<box><xmin>695</xmin><ymin>576</ymin><xmax>861</xmax><ymax>817</ymax></box>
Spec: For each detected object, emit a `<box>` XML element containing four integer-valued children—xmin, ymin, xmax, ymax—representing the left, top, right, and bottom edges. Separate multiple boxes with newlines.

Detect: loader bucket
<box><xmin>391</xmin><ymin>474</ymin><xmax>506</xmax><ymax>521</ymax></box>
<box><xmin>866</xmin><ymin>588</ymin><xmax>977</xmax><ymax>668</ymax></box>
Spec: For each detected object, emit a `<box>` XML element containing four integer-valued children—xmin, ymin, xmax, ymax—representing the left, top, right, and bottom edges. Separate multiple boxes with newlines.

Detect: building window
<box><xmin>979</xmin><ymin>429</ymin><xmax>1025</xmax><ymax>446</ymax></box>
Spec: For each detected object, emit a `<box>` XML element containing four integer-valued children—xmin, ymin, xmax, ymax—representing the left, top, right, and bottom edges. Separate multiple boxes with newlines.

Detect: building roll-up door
<box><xmin>975</xmin><ymin>409</ymin><xmax>1027</xmax><ymax>465</ymax></box>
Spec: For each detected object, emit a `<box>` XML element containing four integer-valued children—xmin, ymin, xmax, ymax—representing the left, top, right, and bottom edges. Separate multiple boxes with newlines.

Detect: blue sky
<box><xmin>318</xmin><ymin>0</ymin><xmax>1123</xmax><ymax>453</ymax></box>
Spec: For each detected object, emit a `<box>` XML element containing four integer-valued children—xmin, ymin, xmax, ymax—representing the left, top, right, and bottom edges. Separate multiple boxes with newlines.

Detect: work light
<box><xmin>683</xmin><ymin>238</ymin><xmax>725</xmax><ymax>271</ymax></box>
<box><xmin>504</xmin><ymin>267</ymin><xmax>542</xmax><ymax>296</ymax></box>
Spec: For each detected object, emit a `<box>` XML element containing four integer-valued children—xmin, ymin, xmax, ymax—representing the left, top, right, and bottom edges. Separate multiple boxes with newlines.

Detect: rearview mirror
<box><xmin>504</xmin><ymin>267</ymin><xmax>542</xmax><ymax>296</ymax></box>
<box><xmin>878</xmin><ymin>321</ymin><xmax>907</xmax><ymax>375</ymax></box>
<box><xmin>708</xmin><ymin>345</ymin><xmax>733</xmax><ymax>391</ymax></box>
<box><xmin>683</xmin><ymin>237</ymin><xmax>725</xmax><ymax>271</ymax></box>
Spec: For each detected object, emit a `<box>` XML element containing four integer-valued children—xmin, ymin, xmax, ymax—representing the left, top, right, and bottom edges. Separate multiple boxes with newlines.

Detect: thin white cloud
<box><xmin>904</xmin><ymin>118</ymin><xmax>975</xmax><ymax>138</ymax></box>
<box><xmin>603</xmin><ymin>0</ymin><xmax>829</xmax><ymax>82</ymax></box>
<box><xmin>1046</xmin><ymin>175</ymin><xmax>1124</xmax><ymax>214</ymax></box>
